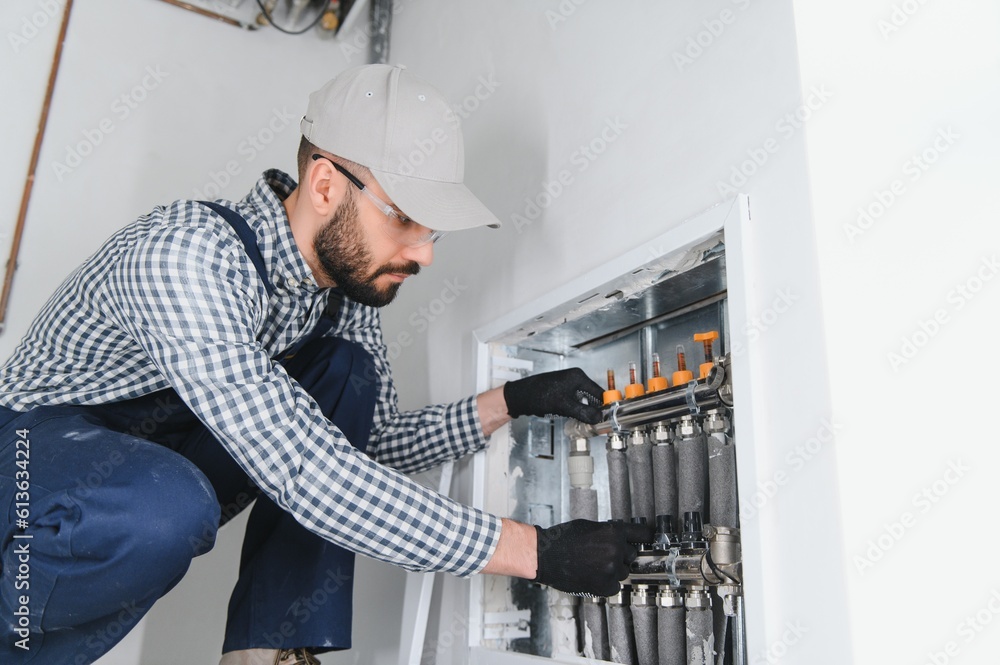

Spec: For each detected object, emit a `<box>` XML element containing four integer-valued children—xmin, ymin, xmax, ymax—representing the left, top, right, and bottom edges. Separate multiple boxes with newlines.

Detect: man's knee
<box><xmin>137</xmin><ymin>445</ymin><xmax>221</xmax><ymax>560</ymax></box>
<box><xmin>86</xmin><ymin>442</ymin><xmax>222</xmax><ymax>566</ymax></box>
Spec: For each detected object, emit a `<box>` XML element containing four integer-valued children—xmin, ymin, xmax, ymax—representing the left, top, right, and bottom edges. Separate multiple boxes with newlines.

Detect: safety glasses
<box><xmin>312</xmin><ymin>154</ymin><xmax>445</xmax><ymax>247</ymax></box>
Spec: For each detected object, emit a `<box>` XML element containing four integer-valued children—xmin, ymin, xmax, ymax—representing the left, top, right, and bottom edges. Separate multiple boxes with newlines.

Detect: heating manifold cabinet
<box><xmin>471</xmin><ymin>200</ymin><xmax>752</xmax><ymax>665</ymax></box>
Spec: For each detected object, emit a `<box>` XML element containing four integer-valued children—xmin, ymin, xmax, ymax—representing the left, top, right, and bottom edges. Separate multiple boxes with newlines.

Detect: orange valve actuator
<box><xmin>603</xmin><ymin>368</ymin><xmax>624</xmax><ymax>405</ymax></box>
<box><xmin>694</xmin><ymin>330</ymin><xmax>720</xmax><ymax>379</ymax></box>
<box><xmin>672</xmin><ymin>345</ymin><xmax>694</xmax><ymax>386</ymax></box>
<box><xmin>624</xmin><ymin>361</ymin><xmax>646</xmax><ymax>399</ymax></box>
<box><xmin>647</xmin><ymin>352</ymin><xmax>669</xmax><ymax>393</ymax></box>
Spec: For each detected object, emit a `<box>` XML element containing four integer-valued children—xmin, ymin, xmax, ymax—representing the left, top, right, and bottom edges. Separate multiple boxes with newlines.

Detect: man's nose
<box><xmin>401</xmin><ymin>241</ymin><xmax>434</xmax><ymax>267</ymax></box>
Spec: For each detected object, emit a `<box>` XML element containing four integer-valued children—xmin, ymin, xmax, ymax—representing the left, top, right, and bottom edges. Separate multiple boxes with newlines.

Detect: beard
<box><xmin>314</xmin><ymin>189</ymin><xmax>420</xmax><ymax>308</ymax></box>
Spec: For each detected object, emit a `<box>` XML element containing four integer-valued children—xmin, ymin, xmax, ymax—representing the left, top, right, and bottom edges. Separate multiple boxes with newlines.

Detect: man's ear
<box><xmin>305</xmin><ymin>156</ymin><xmax>346</xmax><ymax>217</ymax></box>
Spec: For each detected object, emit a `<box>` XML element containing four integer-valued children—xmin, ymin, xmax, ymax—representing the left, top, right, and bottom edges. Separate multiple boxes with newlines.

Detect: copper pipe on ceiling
<box><xmin>154</xmin><ymin>0</ymin><xmax>259</xmax><ymax>30</ymax></box>
<box><xmin>0</xmin><ymin>0</ymin><xmax>75</xmax><ymax>333</ymax></box>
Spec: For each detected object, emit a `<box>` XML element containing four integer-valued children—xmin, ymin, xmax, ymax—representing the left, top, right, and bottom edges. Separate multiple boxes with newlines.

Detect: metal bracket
<box><xmin>685</xmin><ymin>380</ymin><xmax>701</xmax><ymax>415</ymax></box>
<box><xmin>609</xmin><ymin>400</ymin><xmax>624</xmax><ymax>433</ymax></box>
<box><xmin>482</xmin><ymin>609</ymin><xmax>531</xmax><ymax>641</ymax></box>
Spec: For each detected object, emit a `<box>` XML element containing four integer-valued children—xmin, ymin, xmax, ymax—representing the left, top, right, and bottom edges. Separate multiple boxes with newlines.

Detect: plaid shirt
<box><xmin>0</xmin><ymin>169</ymin><xmax>500</xmax><ymax>577</ymax></box>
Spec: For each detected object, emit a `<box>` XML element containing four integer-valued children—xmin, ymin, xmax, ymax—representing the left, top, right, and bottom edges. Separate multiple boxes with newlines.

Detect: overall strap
<box><xmin>199</xmin><ymin>201</ymin><xmax>274</xmax><ymax>297</ymax></box>
<box><xmin>197</xmin><ymin>201</ymin><xmax>344</xmax><ymax>361</ymax></box>
<box><xmin>280</xmin><ymin>289</ymin><xmax>344</xmax><ymax>361</ymax></box>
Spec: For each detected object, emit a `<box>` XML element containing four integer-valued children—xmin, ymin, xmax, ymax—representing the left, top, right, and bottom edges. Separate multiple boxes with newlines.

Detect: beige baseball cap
<box><xmin>300</xmin><ymin>64</ymin><xmax>501</xmax><ymax>232</ymax></box>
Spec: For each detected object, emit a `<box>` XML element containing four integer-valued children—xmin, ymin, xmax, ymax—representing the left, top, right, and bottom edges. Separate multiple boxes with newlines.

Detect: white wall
<box><xmin>792</xmin><ymin>2</ymin><xmax>1000</xmax><ymax>664</ymax></box>
<box><xmin>387</xmin><ymin>1</ymin><xmax>849</xmax><ymax>663</ymax></box>
<box><xmin>1</xmin><ymin>1</ymin><xmax>407</xmax><ymax>663</ymax></box>
<box><xmin>386</xmin><ymin>2</ymin><xmax>1000</xmax><ymax>665</ymax></box>
<box><xmin>7</xmin><ymin>1</ymin><xmax>994</xmax><ymax>664</ymax></box>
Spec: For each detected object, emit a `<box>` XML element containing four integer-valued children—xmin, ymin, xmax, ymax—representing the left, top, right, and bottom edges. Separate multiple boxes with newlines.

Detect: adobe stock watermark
<box><xmin>8</xmin><ymin>0</ymin><xmax>65</xmax><ymax>54</ymax></box>
<box><xmin>188</xmin><ymin>486</ymin><xmax>257</xmax><ymax>555</ymax></box>
<box><xmin>205</xmin><ymin>0</ymin><xmax>242</xmax><ymax>12</ymax></box>
<box><xmin>382</xmin><ymin>73</ymin><xmax>501</xmax><ymax>187</ymax></box>
<box><xmin>716</xmin><ymin>84</ymin><xmax>833</xmax><ymax>198</ymax></box>
<box><xmin>843</xmin><ymin>126</ymin><xmax>959</xmax><ymax>243</ymax></box>
<box><xmin>444</xmin><ymin>74</ymin><xmax>501</xmax><ymax>128</ymax></box>
<box><xmin>546</xmin><ymin>0</ymin><xmax>588</xmax><ymax>30</ymax></box>
<box><xmin>10</xmin><ymin>428</ymin><xmax>32</xmax><ymax>652</ymax></box>
<box><xmin>343</xmin><ymin>275</ymin><xmax>470</xmax><ymax>399</ymax></box>
<box><xmin>877</xmin><ymin>0</ymin><xmax>935</xmax><ymax>40</ymax></box>
<box><xmin>750</xmin><ymin>620</ymin><xmax>808</xmax><ymax>664</ymax></box>
<box><xmin>727</xmin><ymin>287</ymin><xmax>801</xmax><ymax>359</ymax></box>
<box><xmin>338</xmin><ymin>0</ymin><xmax>413</xmax><ymax>63</ymax></box>
<box><xmin>922</xmin><ymin>589</ymin><xmax>1000</xmax><ymax>665</ymax></box>
<box><xmin>740</xmin><ymin>417</ymin><xmax>842</xmax><ymax>522</ymax></box>
<box><xmin>422</xmin><ymin>610</ymin><xmax>471</xmax><ymax>659</ymax></box>
<box><xmin>853</xmin><ymin>459</ymin><xmax>969</xmax><ymax>575</ymax></box>
<box><xmin>78</xmin><ymin>600</ymin><xmax>144</xmax><ymax>663</ymax></box>
<box><xmin>383</xmin><ymin>277</ymin><xmax>469</xmax><ymax>363</ymax></box>
<box><xmin>192</xmin><ymin>107</ymin><xmax>296</xmax><ymax>200</ymax></box>
<box><xmin>51</xmin><ymin>66</ymin><xmax>170</xmax><ymax>182</ymax></box>
<box><xmin>511</xmin><ymin>116</ymin><xmax>628</xmax><ymax>233</ymax></box>
<box><xmin>260</xmin><ymin>567</ymin><xmax>353</xmax><ymax>649</ymax></box>
<box><xmin>886</xmin><ymin>254</ymin><xmax>997</xmax><ymax>371</ymax></box>
<box><xmin>69</xmin><ymin>393</ymin><xmax>183</xmax><ymax>501</ymax></box>
<box><xmin>673</xmin><ymin>0</ymin><xmax>755</xmax><ymax>72</ymax></box>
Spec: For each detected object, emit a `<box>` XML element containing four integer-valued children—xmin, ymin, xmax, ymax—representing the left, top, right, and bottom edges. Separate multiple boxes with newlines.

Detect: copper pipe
<box><xmin>154</xmin><ymin>0</ymin><xmax>258</xmax><ymax>30</ymax></box>
<box><xmin>0</xmin><ymin>0</ymin><xmax>259</xmax><ymax>334</ymax></box>
<box><xmin>0</xmin><ymin>0</ymin><xmax>75</xmax><ymax>333</ymax></box>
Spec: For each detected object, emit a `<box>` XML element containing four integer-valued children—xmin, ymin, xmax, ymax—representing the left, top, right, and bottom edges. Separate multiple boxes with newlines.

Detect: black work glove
<box><xmin>503</xmin><ymin>368</ymin><xmax>604</xmax><ymax>424</ymax></box>
<box><xmin>533</xmin><ymin>519</ymin><xmax>653</xmax><ymax>596</ymax></box>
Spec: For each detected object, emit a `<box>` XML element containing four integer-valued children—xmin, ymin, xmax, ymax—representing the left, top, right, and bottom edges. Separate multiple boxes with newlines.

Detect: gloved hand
<box><xmin>533</xmin><ymin>519</ymin><xmax>653</xmax><ymax>596</ymax></box>
<box><xmin>503</xmin><ymin>368</ymin><xmax>604</xmax><ymax>424</ymax></box>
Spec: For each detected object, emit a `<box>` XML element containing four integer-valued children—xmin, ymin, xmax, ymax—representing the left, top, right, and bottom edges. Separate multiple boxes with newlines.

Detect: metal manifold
<box><xmin>567</xmin><ymin>355</ymin><xmax>746</xmax><ymax>665</ymax></box>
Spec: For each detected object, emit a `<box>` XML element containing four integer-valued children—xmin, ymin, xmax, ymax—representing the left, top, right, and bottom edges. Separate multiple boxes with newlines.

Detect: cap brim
<box><xmin>370</xmin><ymin>169</ymin><xmax>502</xmax><ymax>232</ymax></box>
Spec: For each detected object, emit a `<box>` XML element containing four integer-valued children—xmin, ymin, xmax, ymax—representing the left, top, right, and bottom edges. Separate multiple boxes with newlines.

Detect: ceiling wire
<box><xmin>255</xmin><ymin>0</ymin><xmax>329</xmax><ymax>35</ymax></box>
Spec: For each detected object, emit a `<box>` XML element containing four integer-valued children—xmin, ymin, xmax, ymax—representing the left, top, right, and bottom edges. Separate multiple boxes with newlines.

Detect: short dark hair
<box><xmin>296</xmin><ymin>136</ymin><xmax>372</xmax><ymax>185</ymax></box>
<box><xmin>296</xmin><ymin>135</ymin><xmax>317</xmax><ymax>183</ymax></box>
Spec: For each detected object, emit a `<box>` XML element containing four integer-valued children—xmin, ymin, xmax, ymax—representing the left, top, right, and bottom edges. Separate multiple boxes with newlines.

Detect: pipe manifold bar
<box><xmin>590</xmin><ymin>356</ymin><xmax>733</xmax><ymax>436</ymax></box>
<box><xmin>627</xmin><ymin>526</ymin><xmax>742</xmax><ymax>588</ymax></box>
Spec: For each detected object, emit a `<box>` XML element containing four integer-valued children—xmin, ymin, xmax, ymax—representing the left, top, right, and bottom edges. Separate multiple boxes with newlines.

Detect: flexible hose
<box><xmin>632</xmin><ymin>605</ymin><xmax>658</xmax><ymax>665</ymax></box>
<box><xmin>627</xmin><ymin>440</ymin><xmax>656</xmax><ymax>524</ymax></box>
<box><xmin>658</xmin><ymin>604</ymin><xmax>686</xmax><ymax>665</ymax></box>
<box><xmin>608</xmin><ymin>447</ymin><xmax>633</xmax><ymax>522</ymax></box>
<box><xmin>707</xmin><ymin>435</ymin><xmax>738</xmax><ymax>527</ymax></box>
<box><xmin>677</xmin><ymin>434</ymin><xmax>707</xmax><ymax>519</ymax></box>
<box><xmin>608</xmin><ymin>603</ymin><xmax>638</xmax><ymax>665</ymax></box>
<box><xmin>582</xmin><ymin>600</ymin><xmax>611</xmax><ymax>661</ymax></box>
<box><xmin>686</xmin><ymin>606</ymin><xmax>714</xmax><ymax>665</ymax></box>
<box><xmin>652</xmin><ymin>443</ymin><xmax>678</xmax><ymax>524</ymax></box>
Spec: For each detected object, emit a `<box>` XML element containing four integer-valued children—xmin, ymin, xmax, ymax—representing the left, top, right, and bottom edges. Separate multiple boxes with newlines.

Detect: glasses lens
<box><xmin>356</xmin><ymin>186</ymin><xmax>442</xmax><ymax>247</ymax></box>
<box><xmin>380</xmin><ymin>214</ymin><xmax>443</xmax><ymax>247</ymax></box>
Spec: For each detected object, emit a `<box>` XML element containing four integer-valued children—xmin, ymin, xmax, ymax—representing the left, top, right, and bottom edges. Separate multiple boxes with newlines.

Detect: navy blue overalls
<box><xmin>0</xmin><ymin>202</ymin><xmax>377</xmax><ymax>663</ymax></box>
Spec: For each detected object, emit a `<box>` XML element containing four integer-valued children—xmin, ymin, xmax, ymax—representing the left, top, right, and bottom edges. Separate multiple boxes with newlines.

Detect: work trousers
<box><xmin>0</xmin><ymin>336</ymin><xmax>378</xmax><ymax>664</ymax></box>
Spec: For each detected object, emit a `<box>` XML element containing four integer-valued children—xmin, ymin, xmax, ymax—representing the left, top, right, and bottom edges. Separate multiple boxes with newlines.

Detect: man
<box><xmin>0</xmin><ymin>65</ymin><xmax>644</xmax><ymax>665</ymax></box>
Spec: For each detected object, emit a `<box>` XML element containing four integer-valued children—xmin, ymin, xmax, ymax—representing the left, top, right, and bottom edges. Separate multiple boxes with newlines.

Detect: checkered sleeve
<box><xmin>331</xmin><ymin>303</ymin><xmax>492</xmax><ymax>474</ymax></box>
<box><xmin>104</xmin><ymin>223</ymin><xmax>500</xmax><ymax>576</ymax></box>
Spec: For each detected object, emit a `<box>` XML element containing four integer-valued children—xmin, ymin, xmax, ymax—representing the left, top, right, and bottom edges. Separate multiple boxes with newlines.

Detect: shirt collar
<box><xmin>236</xmin><ymin>169</ymin><xmax>321</xmax><ymax>295</ymax></box>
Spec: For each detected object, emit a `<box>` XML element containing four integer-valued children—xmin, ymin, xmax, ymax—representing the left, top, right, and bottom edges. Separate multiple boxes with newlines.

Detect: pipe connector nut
<box><xmin>652</xmin><ymin>422</ymin><xmax>671</xmax><ymax>444</ymax></box>
<box><xmin>704</xmin><ymin>409</ymin><xmax>729</xmax><ymax>434</ymax></box>
<box><xmin>678</xmin><ymin>417</ymin><xmax>699</xmax><ymax>439</ymax></box>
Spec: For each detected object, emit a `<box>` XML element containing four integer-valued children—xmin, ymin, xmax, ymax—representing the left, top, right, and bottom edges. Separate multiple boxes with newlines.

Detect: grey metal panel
<box><xmin>514</xmin><ymin>254</ymin><xmax>727</xmax><ymax>356</ymax></box>
<box><xmin>489</xmin><ymin>230</ymin><xmax>735</xmax><ymax>661</ymax></box>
